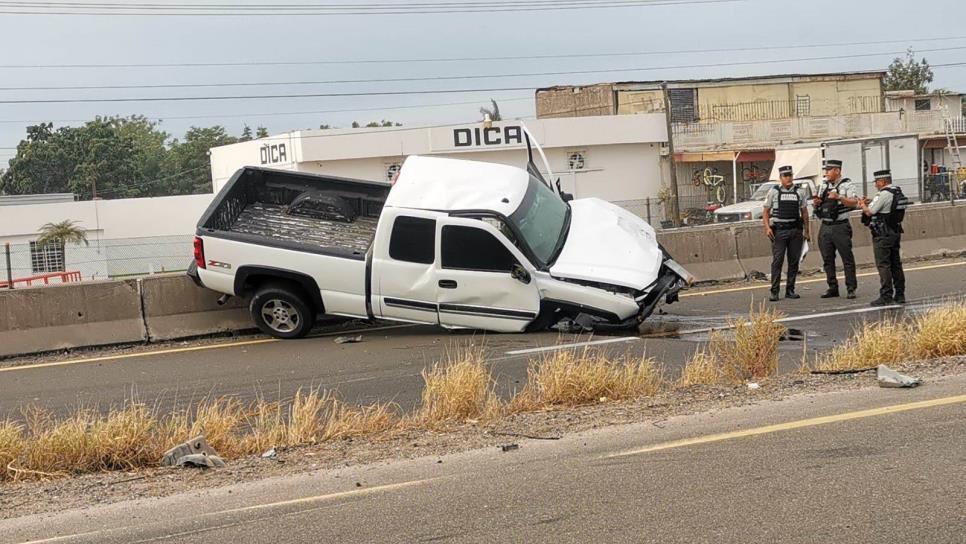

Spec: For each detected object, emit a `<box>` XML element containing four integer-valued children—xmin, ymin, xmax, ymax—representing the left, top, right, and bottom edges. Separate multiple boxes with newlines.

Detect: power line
<box><xmin>4</xmin><ymin>35</ymin><xmax>965</xmax><ymax>70</ymax></box>
<box><xmin>0</xmin><ymin>95</ymin><xmax>535</xmax><ymax>124</ymax></box>
<box><xmin>0</xmin><ymin>0</ymin><xmax>738</xmax><ymax>16</ymax></box>
<box><xmin>3</xmin><ymin>48</ymin><xmax>966</xmax><ymax>105</ymax></box>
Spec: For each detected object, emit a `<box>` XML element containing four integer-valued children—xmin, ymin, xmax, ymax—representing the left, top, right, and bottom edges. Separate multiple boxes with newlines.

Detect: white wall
<box><xmin>0</xmin><ymin>194</ymin><xmax>213</xmax><ymax>281</ymax></box>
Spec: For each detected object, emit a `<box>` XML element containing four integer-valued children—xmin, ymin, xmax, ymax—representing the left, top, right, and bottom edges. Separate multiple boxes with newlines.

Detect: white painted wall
<box><xmin>0</xmin><ymin>194</ymin><xmax>213</xmax><ymax>281</ymax></box>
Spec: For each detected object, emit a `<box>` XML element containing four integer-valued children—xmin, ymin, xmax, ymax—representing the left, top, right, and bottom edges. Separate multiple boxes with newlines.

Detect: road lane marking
<box><xmin>505</xmin><ymin>337</ymin><xmax>640</xmax><ymax>356</ymax></box>
<box><xmin>0</xmin><ymin>324</ymin><xmax>415</xmax><ymax>374</ymax></box>
<box><xmin>681</xmin><ymin>260</ymin><xmax>966</xmax><ymax>298</ymax></box>
<box><xmin>646</xmin><ymin>305</ymin><xmax>905</xmax><ymax>338</ymax></box>
<box><xmin>604</xmin><ymin>394</ymin><xmax>966</xmax><ymax>459</ymax></box>
<box><xmin>15</xmin><ymin>478</ymin><xmax>437</xmax><ymax>544</ymax></box>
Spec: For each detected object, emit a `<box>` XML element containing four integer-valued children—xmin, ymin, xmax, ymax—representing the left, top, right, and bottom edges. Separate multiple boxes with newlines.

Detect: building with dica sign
<box><xmin>209</xmin><ymin>114</ymin><xmax>670</xmax><ymax>222</ymax></box>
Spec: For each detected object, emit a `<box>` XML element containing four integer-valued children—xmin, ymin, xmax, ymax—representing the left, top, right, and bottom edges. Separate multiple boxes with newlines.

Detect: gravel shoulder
<box><xmin>2</xmin><ymin>356</ymin><xmax>963</xmax><ymax>520</ymax></box>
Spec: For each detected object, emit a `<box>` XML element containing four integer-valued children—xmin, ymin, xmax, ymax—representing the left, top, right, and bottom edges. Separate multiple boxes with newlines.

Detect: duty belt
<box><xmin>822</xmin><ymin>219</ymin><xmax>849</xmax><ymax>225</ymax></box>
<box><xmin>773</xmin><ymin>222</ymin><xmax>802</xmax><ymax>230</ymax></box>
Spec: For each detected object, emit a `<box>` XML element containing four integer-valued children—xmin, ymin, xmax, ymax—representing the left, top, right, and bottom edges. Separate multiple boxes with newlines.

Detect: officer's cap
<box><xmin>873</xmin><ymin>169</ymin><xmax>892</xmax><ymax>181</ymax></box>
<box><xmin>778</xmin><ymin>165</ymin><xmax>793</xmax><ymax>176</ymax></box>
<box><xmin>823</xmin><ymin>159</ymin><xmax>843</xmax><ymax>170</ymax></box>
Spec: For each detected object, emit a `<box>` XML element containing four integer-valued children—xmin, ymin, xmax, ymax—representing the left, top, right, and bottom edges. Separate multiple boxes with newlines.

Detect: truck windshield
<box><xmin>750</xmin><ymin>183</ymin><xmax>778</xmax><ymax>200</ymax></box>
<box><xmin>508</xmin><ymin>175</ymin><xmax>570</xmax><ymax>266</ymax></box>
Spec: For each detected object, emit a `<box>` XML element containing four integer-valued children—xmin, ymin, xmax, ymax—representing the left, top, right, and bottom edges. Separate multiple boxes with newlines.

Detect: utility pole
<box><xmin>4</xmin><ymin>243</ymin><xmax>12</xmax><ymax>289</ymax></box>
<box><xmin>662</xmin><ymin>82</ymin><xmax>681</xmax><ymax>226</ymax></box>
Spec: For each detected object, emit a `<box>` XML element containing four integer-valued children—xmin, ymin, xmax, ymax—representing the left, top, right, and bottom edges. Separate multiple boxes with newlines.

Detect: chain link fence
<box><xmin>2</xmin><ymin>235</ymin><xmax>193</xmax><ymax>288</ymax></box>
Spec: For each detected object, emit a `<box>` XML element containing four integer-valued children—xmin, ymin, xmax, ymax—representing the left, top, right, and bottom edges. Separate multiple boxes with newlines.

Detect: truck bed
<box><xmin>198</xmin><ymin>167</ymin><xmax>391</xmax><ymax>260</ymax></box>
<box><xmin>230</xmin><ymin>202</ymin><xmax>378</xmax><ymax>254</ymax></box>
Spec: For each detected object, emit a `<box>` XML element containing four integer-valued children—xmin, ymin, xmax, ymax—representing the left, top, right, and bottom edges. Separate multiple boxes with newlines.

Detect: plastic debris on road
<box><xmin>334</xmin><ymin>335</ymin><xmax>364</xmax><ymax>344</ymax></box>
<box><xmin>877</xmin><ymin>365</ymin><xmax>922</xmax><ymax>388</ymax></box>
<box><xmin>160</xmin><ymin>435</ymin><xmax>226</xmax><ymax>469</ymax></box>
<box><xmin>261</xmin><ymin>448</ymin><xmax>277</xmax><ymax>459</ymax></box>
<box><xmin>747</xmin><ymin>382</ymin><xmax>761</xmax><ymax>390</ymax></box>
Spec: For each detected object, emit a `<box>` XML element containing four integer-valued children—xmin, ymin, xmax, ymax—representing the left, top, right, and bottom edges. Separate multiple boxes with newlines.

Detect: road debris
<box><xmin>500</xmin><ymin>444</ymin><xmax>520</xmax><ymax>453</ymax></box>
<box><xmin>261</xmin><ymin>448</ymin><xmax>278</xmax><ymax>459</ymax></box>
<box><xmin>334</xmin><ymin>335</ymin><xmax>364</xmax><ymax>344</ymax></box>
<box><xmin>877</xmin><ymin>365</ymin><xmax>922</xmax><ymax>388</ymax></box>
<box><xmin>160</xmin><ymin>435</ymin><xmax>226</xmax><ymax>469</ymax></box>
<box><xmin>747</xmin><ymin>383</ymin><xmax>761</xmax><ymax>390</ymax></box>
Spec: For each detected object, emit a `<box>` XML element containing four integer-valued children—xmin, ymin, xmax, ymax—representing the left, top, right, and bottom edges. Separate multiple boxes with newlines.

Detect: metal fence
<box><xmin>2</xmin><ymin>235</ymin><xmax>193</xmax><ymax>288</ymax></box>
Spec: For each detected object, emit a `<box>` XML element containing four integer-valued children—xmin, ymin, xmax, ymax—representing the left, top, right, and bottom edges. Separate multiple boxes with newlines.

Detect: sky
<box><xmin>1</xmin><ymin>0</ymin><xmax>966</xmax><ymax>165</ymax></box>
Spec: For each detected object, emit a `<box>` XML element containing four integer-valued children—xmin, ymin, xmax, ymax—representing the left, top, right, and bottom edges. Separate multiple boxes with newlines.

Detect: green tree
<box><xmin>239</xmin><ymin>125</ymin><xmax>254</xmax><ymax>142</ymax></box>
<box><xmin>0</xmin><ymin>117</ymin><xmax>166</xmax><ymax>200</ymax></box>
<box><xmin>36</xmin><ymin>219</ymin><xmax>89</xmax><ymax>248</ymax></box>
<box><xmin>319</xmin><ymin>124</ymin><xmax>332</xmax><ymax>130</ymax></box>
<box><xmin>256</xmin><ymin>126</ymin><xmax>269</xmax><ymax>138</ymax></box>
<box><xmin>883</xmin><ymin>49</ymin><xmax>934</xmax><ymax>94</ymax></box>
<box><xmin>163</xmin><ymin>126</ymin><xmax>238</xmax><ymax>195</ymax></box>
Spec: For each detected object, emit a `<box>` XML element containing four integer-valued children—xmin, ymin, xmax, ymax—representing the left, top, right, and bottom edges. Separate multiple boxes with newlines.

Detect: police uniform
<box><xmin>865</xmin><ymin>169</ymin><xmax>907</xmax><ymax>306</ymax></box>
<box><xmin>815</xmin><ymin>159</ymin><xmax>858</xmax><ymax>298</ymax></box>
<box><xmin>764</xmin><ymin>165</ymin><xmax>807</xmax><ymax>301</ymax></box>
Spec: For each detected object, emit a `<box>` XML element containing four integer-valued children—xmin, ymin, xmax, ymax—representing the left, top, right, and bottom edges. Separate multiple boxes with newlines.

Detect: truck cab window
<box><xmin>389</xmin><ymin>216</ymin><xmax>435</xmax><ymax>264</ymax></box>
<box><xmin>441</xmin><ymin>225</ymin><xmax>517</xmax><ymax>272</ymax></box>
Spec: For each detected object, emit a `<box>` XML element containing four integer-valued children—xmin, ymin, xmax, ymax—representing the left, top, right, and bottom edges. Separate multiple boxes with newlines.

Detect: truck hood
<box><xmin>714</xmin><ymin>200</ymin><xmax>765</xmax><ymax>215</ymax></box>
<box><xmin>549</xmin><ymin>198</ymin><xmax>663</xmax><ymax>290</ymax></box>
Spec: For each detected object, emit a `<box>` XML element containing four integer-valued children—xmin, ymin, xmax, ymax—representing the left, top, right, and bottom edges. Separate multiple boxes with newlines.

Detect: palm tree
<box><xmin>36</xmin><ymin>220</ymin><xmax>89</xmax><ymax>249</ymax></box>
<box><xmin>480</xmin><ymin>99</ymin><xmax>502</xmax><ymax>122</ymax></box>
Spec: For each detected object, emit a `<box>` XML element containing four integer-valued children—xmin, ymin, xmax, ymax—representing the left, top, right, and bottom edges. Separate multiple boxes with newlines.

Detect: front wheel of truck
<box><xmin>250</xmin><ymin>284</ymin><xmax>313</xmax><ymax>339</ymax></box>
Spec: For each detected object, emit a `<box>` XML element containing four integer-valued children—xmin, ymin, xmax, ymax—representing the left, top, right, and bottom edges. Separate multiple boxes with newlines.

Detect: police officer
<box><xmin>763</xmin><ymin>165</ymin><xmax>809</xmax><ymax>302</ymax></box>
<box><xmin>859</xmin><ymin>169</ymin><xmax>907</xmax><ymax>306</ymax></box>
<box><xmin>812</xmin><ymin>159</ymin><xmax>859</xmax><ymax>299</ymax></box>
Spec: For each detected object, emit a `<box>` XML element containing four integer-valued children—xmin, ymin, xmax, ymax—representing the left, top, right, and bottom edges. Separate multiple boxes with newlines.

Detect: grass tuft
<box><xmin>812</xmin><ymin>319</ymin><xmax>913</xmax><ymax>373</ymax></box>
<box><xmin>678</xmin><ymin>349</ymin><xmax>722</xmax><ymax>386</ymax></box>
<box><xmin>0</xmin><ymin>421</ymin><xmax>24</xmax><ymax>482</ymax></box>
<box><xmin>415</xmin><ymin>348</ymin><xmax>501</xmax><ymax>427</ymax></box>
<box><xmin>912</xmin><ymin>303</ymin><xmax>966</xmax><ymax>359</ymax></box>
<box><xmin>511</xmin><ymin>350</ymin><xmax>664</xmax><ymax>410</ymax></box>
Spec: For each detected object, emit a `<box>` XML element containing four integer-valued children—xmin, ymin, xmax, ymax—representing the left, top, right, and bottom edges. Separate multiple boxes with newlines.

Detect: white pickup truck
<box><xmin>188</xmin><ymin>153</ymin><xmax>692</xmax><ymax>338</ymax></box>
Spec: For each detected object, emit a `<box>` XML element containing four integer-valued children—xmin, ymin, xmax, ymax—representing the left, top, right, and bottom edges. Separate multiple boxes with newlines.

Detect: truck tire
<box><xmin>250</xmin><ymin>283</ymin><xmax>314</xmax><ymax>339</ymax></box>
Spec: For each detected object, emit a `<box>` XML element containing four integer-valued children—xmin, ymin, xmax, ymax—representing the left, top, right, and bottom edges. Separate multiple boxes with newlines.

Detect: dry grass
<box><xmin>812</xmin><ymin>319</ymin><xmax>913</xmax><ymax>373</ymax></box>
<box><xmin>414</xmin><ymin>348</ymin><xmax>501</xmax><ymax>427</ymax></box>
<box><xmin>0</xmin><ymin>421</ymin><xmax>24</xmax><ymax>482</ymax></box>
<box><xmin>678</xmin><ymin>350</ymin><xmax>721</xmax><ymax>386</ymax></box>
<box><xmin>511</xmin><ymin>350</ymin><xmax>664</xmax><ymax>410</ymax></box>
<box><xmin>712</xmin><ymin>305</ymin><xmax>787</xmax><ymax>382</ymax></box>
<box><xmin>912</xmin><ymin>303</ymin><xmax>966</xmax><ymax>359</ymax></box>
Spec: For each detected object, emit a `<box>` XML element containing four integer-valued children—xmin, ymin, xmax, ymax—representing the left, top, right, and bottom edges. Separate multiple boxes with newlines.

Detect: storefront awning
<box><xmin>769</xmin><ymin>148</ymin><xmax>822</xmax><ymax>180</ymax></box>
<box><xmin>674</xmin><ymin>150</ymin><xmax>776</xmax><ymax>163</ymax></box>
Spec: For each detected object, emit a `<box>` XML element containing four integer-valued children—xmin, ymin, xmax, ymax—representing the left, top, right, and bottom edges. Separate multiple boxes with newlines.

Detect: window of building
<box><xmin>441</xmin><ymin>225</ymin><xmax>517</xmax><ymax>272</ymax></box>
<box><xmin>389</xmin><ymin>216</ymin><xmax>435</xmax><ymax>264</ymax></box>
<box><xmin>915</xmin><ymin>99</ymin><xmax>931</xmax><ymax>111</ymax></box>
<box><xmin>668</xmin><ymin>88</ymin><xmax>697</xmax><ymax>123</ymax></box>
<box><xmin>29</xmin><ymin>241</ymin><xmax>65</xmax><ymax>274</ymax></box>
<box><xmin>795</xmin><ymin>95</ymin><xmax>811</xmax><ymax>117</ymax></box>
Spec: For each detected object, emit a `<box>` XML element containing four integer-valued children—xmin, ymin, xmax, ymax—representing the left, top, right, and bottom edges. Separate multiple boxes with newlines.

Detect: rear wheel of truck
<box><xmin>250</xmin><ymin>284</ymin><xmax>314</xmax><ymax>339</ymax></box>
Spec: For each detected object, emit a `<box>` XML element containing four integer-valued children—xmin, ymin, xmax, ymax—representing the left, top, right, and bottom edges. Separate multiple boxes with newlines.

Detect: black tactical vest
<box><xmin>818</xmin><ymin>178</ymin><xmax>850</xmax><ymax>220</ymax></box>
<box><xmin>775</xmin><ymin>186</ymin><xmax>801</xmax><ymax>221</ymax></box>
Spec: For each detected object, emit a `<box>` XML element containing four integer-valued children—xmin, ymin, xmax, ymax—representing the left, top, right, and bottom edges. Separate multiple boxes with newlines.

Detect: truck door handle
<box><xmin>438</xmin><ymin>279</ymin><xmax>458</xmax><ymax>289</ymax></box>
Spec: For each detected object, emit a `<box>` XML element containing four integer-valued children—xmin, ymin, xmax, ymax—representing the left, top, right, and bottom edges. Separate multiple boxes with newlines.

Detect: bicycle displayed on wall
<box><xmin>691</xmin><ymin>167</ymin><xmax>727</xmax><ymax>204</ymax></box>
<box><xmin>741</xmin><ymin>163</ymin><xmax>769</xmax><ymax>184</ymax></box>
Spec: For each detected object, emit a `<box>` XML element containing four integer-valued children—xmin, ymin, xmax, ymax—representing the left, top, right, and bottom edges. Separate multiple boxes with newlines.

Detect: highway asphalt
<box><xmin>3</xmin><ymin>373</ymin><xmax>964</xmax><ymax>543</ymax></box>
<box><xmin>1</xmin><ymin>260</ymin><xmax>964</xmax><ymax>418</ymax></box>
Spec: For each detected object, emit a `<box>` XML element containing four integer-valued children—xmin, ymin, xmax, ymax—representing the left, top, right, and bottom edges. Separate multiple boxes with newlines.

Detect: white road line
<box><xmin>505</xmin><ymin>337</ymin><xmax>640</xmax><ymax>356</ymax></box>
<box><xmin>666</xmin><ymin>304</ymin><xmax>903</xmax><ymax>337</ymax></box>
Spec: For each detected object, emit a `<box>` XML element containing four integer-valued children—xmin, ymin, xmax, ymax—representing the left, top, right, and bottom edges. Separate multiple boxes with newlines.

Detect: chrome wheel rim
<box><xmin>261</xmin><ymin>299</ymin><xmax>300</xmax><ymax>333</ymax></box>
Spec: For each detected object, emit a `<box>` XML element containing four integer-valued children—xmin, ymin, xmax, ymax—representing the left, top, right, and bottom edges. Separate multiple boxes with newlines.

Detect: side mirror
<box><xmin>560</xmin><ymin>192</ymin><xmax>574</xmax><ymax>202</ymax></box>
<box><xmin>510</xmin><ymin>263</ymin><xmax>531</xmax><ymax>284</ymax></box>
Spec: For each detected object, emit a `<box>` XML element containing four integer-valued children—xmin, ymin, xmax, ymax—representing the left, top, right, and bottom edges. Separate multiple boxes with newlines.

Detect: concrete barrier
<box><xmin>140</xmin><ymin>275</ymin><xmax>253</xmax><ymax>342</ymax></box>
<box><xmin>1</xmin><ymin>203</ymin><xmax>963</xmax><ymax>359</ymax></box>
<box><xmin>657</xmin><ymin>224</ymin><xmax>744</xmax><ymax>283</ymax></box>
<box><xmin>0</xmin><ymin>280</ymin><xmax>145</xmax><ymax>358</ymax></box>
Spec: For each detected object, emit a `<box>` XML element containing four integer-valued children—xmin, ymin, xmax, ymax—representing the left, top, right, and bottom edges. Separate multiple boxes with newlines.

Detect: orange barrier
<box><xmin>0</xmin><ymin>270</ymin><xmax>82</xmax><ymax>289</ymax></box>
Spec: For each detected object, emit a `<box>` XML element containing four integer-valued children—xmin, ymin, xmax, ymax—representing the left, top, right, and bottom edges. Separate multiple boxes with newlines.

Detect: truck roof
<box><xmin>386</xmin><ymin>155</ymin><xmax>529</xmax><ymax>216</ymax></box>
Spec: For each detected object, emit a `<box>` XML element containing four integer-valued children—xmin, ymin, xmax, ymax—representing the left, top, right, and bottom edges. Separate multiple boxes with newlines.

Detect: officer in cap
<box><xmin>763</xmin><ymin>165</ymin><xmax>809</xmax><ymax>301</ymax></box>
<box><xmin>859</xmin><ymin>169</ymin><xmax>908</xmax><ymax>306</ymax></box>
<box><xmin>812</xmin><ymin>159</ymin><xmax>860</xmax><ymax>299</ymax></box>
